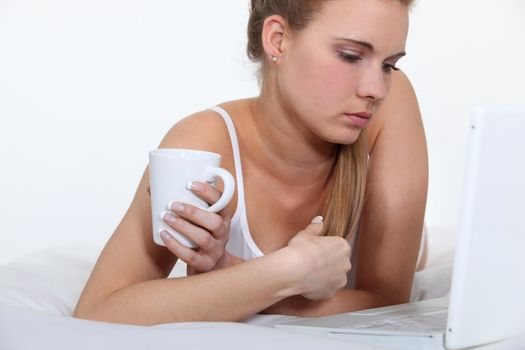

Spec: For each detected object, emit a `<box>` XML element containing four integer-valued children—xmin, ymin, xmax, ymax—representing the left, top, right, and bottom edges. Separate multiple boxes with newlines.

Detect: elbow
<box><xmin>367</xmin><ymin>289</ymin><xmax>411</xmax><ymax>308</ymax></box>
<box><xmin>381</xmin><ymin>291</ymin><xmax>412</xmax><ymax>307</ymax></box>
<box><xmin>72</xmin><ymin>296</ymin><xmax>121</xmax><ymax>324</ymax></box>
<box><xmin>72</xmin><ymin>302</ymin><xmax>104</xmax><ymax>323</ymax></box>
<box><xmin>72</xmin><ymin>305</ymin><xmax>144</xmax><ymax>325</ymax></box>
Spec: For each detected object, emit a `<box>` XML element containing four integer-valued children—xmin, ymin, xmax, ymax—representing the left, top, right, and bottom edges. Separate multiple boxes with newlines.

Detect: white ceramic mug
<box><xmin>149</xmin><ymin>148</ymin><xmax>235</xmax><ymax>248</ymax></box>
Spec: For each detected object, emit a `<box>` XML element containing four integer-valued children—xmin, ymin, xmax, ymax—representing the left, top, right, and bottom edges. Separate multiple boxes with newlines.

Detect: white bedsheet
<box><xmin>0</xmin><ymin>307</ymin><xmax>388</xmax><ymax>350</ymax></box>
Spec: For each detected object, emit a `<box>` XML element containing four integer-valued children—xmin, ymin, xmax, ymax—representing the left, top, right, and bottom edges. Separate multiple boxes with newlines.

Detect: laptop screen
<box><xmin>446</xmin><ymin>107</ymin><xmax>525</xmax><ymax>349</ymax></box>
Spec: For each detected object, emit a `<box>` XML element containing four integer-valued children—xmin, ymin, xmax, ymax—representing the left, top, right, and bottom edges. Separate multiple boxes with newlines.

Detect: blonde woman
<box><xmin>74</xmin><ymin>0</ymin><xmax>428</xmax><ymax>325</ymax></box>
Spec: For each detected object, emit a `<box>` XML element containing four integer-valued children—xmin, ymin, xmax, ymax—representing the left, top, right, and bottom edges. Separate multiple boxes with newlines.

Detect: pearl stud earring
<box><xmin>270</xmin><ymin>55</ymin><xmax>279</xmax><ymax>63</ymax></box>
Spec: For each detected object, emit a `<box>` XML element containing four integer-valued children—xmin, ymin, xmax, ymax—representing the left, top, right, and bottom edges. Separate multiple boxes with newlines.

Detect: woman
<box><xmin>74</xmin><ymin>0</ymin><xmax>427</xmax><ymax>325</ymax></box>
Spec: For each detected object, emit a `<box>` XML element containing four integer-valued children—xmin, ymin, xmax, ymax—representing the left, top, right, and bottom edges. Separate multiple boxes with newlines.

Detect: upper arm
<box><xmin>355</xmin><ymin>71</ymin><xmax>428</xmax><ymax>304</ymax></box>
<box><xmin>75</xmin><ymin>110</ymin><xmax>231</xmax><ymax>313</ymax></box>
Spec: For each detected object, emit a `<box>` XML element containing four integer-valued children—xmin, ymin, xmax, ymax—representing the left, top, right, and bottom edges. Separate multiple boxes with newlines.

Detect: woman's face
<box><xmin>277</xmin><ymin>0</ymin><xmax>409</xmax><ymax>145</ymax></box>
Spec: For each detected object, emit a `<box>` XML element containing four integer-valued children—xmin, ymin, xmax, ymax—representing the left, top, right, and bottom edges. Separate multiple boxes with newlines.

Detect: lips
<box><xmin>344</xmin><ymin>111</ymin><xmax>372</xmax><ymax>119</ymax></box>
<box><xmin>344</xmin><ymin>111</ymin><xmax>372</xmax><ymax>128</ymax></box>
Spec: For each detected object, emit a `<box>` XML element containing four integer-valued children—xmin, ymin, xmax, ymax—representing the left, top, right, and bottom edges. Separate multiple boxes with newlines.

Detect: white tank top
<box><xmin>208</xmin><ymin>106</ymin><xmax>425</xmax><ymax>288</ymax></box>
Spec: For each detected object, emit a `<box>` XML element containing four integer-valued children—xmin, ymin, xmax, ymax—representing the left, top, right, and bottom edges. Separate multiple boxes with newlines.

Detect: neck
<box><xmin>245</xmin><ymin>89</ymin><xmax>337</xmax><ymax>188</ymax></box>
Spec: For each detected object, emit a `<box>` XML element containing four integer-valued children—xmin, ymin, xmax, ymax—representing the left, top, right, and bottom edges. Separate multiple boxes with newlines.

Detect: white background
<box><xmin>1</xmin><ymin>0</ymin><xmax>524</xmax><ymax>263</ymax></box>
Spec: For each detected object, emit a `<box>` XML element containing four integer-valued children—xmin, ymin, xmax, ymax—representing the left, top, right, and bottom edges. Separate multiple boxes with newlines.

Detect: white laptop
<box><xmin>276</xmin><ymin>107</ymin><xmax>525</xmax><ymax>349</ymax></box>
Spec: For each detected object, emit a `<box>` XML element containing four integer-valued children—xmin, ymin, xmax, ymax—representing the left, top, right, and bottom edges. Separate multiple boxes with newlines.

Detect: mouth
<box><xmin>343</xmin><ymin>111</ymin><xmax>372</xmax><ymax>128</ymax></box>
<box><xmin>343</xmin><ymin>111</ymin><xmax>372</xmax><ymax>119</ymax></box>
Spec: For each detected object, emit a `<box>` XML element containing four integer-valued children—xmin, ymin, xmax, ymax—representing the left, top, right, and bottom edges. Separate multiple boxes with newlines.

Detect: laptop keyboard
<box><xmin>350</xmin><ymin>310</ymin><xmax>448</xmax><ymax>333</ymax></box>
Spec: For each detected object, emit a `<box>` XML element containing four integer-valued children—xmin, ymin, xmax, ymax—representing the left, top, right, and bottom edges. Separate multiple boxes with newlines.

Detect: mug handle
<box><xmin>204</xmin><ymin>166</ymin><xmax>235</xmax><ymax>213</ymax></box>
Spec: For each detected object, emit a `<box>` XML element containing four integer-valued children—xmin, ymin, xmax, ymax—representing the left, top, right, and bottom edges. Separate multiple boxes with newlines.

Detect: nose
<box><xmin>356</xmin><ymin>63</ymin><xmax>389</xmax><ymax>101</ymax></box>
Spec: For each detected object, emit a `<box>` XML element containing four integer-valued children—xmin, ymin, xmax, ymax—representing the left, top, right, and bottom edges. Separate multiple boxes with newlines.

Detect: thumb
<box><xmin>304</xmin><ymin>216</ymin><xmax>324</xmax><ymax>236</ymax></box>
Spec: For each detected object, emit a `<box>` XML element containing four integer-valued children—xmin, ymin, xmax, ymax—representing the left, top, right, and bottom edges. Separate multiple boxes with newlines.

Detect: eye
<box><xmin>337</xmin><ymin>51</ymin><xmax>361</xmax><ymax>63</ymax></box>
<box><xmin>382</xmin><ymin>63</ymin><xmax>400</xmax><ymax>74</ymax></box>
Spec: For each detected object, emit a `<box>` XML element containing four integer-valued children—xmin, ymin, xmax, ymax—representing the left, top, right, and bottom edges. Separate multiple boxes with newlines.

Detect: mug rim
<box><xmin>149</xmin><ymin>148</ymin><xmax>221</xmax><ymax>160</ymax></box>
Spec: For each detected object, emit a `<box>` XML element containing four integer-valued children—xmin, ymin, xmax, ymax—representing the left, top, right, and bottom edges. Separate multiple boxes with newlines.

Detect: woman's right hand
<box><xmin>159</xmin><ymin>181</ymin><xmax>235</xmax><ymax>275</ymax></box>
<box><xmin>284</xmin><ymin>217</ymin><xmax>352</xmax><ymax>300</ymax></box>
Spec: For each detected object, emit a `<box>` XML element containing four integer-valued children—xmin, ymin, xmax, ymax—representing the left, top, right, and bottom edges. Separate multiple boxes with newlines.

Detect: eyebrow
<box><xmin>333</xmin><ymin>37</ymin><xmax>406</xmax><ymax>58</ymax></box>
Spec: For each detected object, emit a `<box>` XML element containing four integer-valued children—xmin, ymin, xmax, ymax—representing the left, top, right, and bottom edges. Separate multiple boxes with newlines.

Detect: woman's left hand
<box><xmin>160</xmin><ymin>181</ymin><xmax>239</xmax><ymax>275</ymax></box>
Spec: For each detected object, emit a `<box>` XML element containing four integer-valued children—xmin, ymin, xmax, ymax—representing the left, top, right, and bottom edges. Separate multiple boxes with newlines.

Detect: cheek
<box><xmin>280</xmin><ymin>49</ymin><xmax>354</xmax><ymax>114</ymax></box>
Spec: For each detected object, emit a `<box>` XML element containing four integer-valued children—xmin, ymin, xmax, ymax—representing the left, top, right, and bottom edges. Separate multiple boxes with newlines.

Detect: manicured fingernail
<box><xmin>170</xmin><ymin>201</ymin><xmax>185</xmax><ymax>212</ymax></box>
<box><xmin>163</xmin><ymin>212</ymin><xmax>176</xmax><ymax>223</ymax></box>
<box><xmin>311</xmin><ymin>216</ymin><xmax>324</xmax><ymax>224</ymax></box>
<box><xmin>160</xmin><ymin>230</ymin><xmax>172</xmax><ymax>240</ymax></box>
<box><xmin>186</xmin><ymin>181</ymin><xmax>203</xmax><ymax>192</ymax></box>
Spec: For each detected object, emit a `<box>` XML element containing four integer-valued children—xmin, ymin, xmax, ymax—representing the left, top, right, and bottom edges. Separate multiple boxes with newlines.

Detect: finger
<box><xmin>162</xmin><ymin>212</ymin><xmax>217</xmax><ymax>250</ymax></box>
<box><xmin>186</xmin><ymin>181</ymin><xmax>235</xmax><ymax>218</ymax></box>
<box><xmin>186</xmin><ymin>181</ymin><xmax>221</xmax><ymax>205</ymax></box>
<box><xmin>160</xmin><ymin>230</ymin><xmax>214</xmax><ymax>271</ymax></box>
<box><xmin>167</xmin><ymin>202</ymin><xmax>230</xmax><ymax>240</ymax></box>
<box><xmin>303</xmin><ymin>216</ymin><xmax>324</xmax><ymax>236</ymax></box>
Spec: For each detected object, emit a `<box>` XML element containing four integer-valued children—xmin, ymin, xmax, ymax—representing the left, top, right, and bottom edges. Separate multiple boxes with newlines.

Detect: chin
<box><xmin>329</xmin><ymin>130</ymin><xmax>362</xmax><ymax>145</ymax></box>
<box><xmin>314</xmin><ymin>122</ymin><xmax>364</xmax><ymax>145</ymax></box>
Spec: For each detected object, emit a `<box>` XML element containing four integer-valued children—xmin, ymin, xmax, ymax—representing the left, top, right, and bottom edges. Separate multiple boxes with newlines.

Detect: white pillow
<box><xmin>410</xmin><ymin>226</ymin><xmax>455</xmax><ymax>301</ymax></box>
<box><xmin>0</xmin><ymin>244</ymin><xmax>188</xmax><ymax>316</ymax></box>
<box><xmin>0</xmin><ymin>245</ymin><xmax>100</xmax><ymax>316</ymax></box>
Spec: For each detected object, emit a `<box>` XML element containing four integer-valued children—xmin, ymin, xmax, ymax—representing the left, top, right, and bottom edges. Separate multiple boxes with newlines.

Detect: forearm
<box><xmin>222</xmin><ymin>252</ymin><xmax>245</xmax><ymax>268</ymax></box>
<box><xmin>260</xmin><ymin>289</ymin><xmax>389</xmax><ymax>317</ymax></box>
<box><xmin>74</xmin><ymin>249</ymin><xmax>298</xmax><ymax>325</ymax></box>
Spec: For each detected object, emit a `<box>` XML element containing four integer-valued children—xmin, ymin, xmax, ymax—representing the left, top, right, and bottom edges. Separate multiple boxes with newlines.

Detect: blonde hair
<box><xmin>247</xmin><ymin>0</ymin><xmax>412</xmax><ymax>240</ymax></box>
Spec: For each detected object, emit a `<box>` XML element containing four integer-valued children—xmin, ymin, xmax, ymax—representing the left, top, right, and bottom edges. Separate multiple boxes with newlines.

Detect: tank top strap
<box><xmin>207</xmin><ymin>106</ymin><xmax>264</xmax><ymax>258</ymax></box>
<box><xmin>207</xmin><ymin>106</ymin><xmax>245</xmax><ymax>206</ymax></box>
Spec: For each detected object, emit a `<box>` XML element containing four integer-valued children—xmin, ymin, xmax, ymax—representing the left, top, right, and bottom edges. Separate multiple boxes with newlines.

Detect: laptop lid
<box><xmin>446</xmin><ymin>107</ymin><xmax>525</xmax><ymax>349</ymax></box>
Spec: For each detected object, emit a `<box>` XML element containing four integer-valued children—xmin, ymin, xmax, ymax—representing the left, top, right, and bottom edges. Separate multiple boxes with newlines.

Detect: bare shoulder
<box><xmin>159</xmin><ymin>108</ymin><xmax>231</xmax><ymax>154</ymax></box>
<box><xmin>367</xmin><ymin>70</ymin><xmax>422</xmax><ymax>152</ymax></box>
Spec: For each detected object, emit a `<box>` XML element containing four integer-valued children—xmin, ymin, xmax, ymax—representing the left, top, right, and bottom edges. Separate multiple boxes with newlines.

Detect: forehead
<box><xmin>300</xmin><ymin>0</ymin><xmax>409</xmax><ymax>53</ymax></box>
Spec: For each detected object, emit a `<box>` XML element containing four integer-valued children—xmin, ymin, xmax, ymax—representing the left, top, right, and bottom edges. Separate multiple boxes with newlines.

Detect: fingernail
<box><xmin>160</xmin><ymin>230</ymin><xmax>172</xmax><ymax>240</ymax></box>
<box><xmin>186</xmin><ymin>181</ymin><xmax>203</xmax><ymax>192</ymax></box>
<box><xmin>170</xmin><ymin>201</ymin><xmax>185</xmax><ymax>212</ymax></box>
<box><xmin>162</xmin><ymin>212</ymin><xmax>176</xmax><ymax>223</ymax></box>
<box><xmin>311</xmin><ymin>216</ymin><xmax>324</xmax><ymax>224</ymax></box>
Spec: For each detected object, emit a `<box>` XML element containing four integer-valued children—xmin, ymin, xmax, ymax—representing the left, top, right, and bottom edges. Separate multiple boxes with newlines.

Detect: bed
<box><xmin>0</xmin><ymin>227</ymin><xmax>455</xmax><ymax>350</ymax></box>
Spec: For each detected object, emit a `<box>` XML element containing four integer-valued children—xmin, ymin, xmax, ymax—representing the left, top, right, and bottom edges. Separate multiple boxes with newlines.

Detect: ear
<box><xmin>261</xmin><ymin>15</ymin><xmax>291</xmax><ymax>62</ymax></box>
